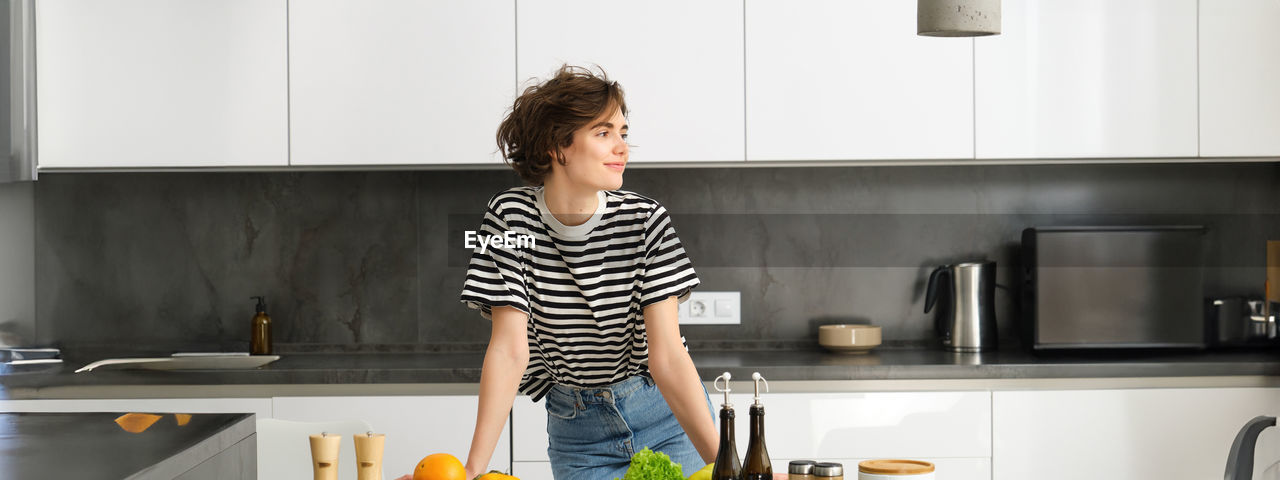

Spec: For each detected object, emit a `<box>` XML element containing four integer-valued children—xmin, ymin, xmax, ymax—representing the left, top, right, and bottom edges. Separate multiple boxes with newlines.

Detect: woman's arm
<box><xmin>465</xmin><ymin>305</ymin><xmax>530</xmax><ymax>478</ymax></box>
<box><xmin>644</xmin><ymin>296</ymin><xmax>718</xmax><ymax>464</ymax></box>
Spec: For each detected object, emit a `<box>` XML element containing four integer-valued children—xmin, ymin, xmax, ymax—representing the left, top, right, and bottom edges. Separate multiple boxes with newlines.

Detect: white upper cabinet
<box><xmin>517</xmin><ymin>0</ymin><xmax>745</xmax><ymax>163</ymax></box>
<box><xmin>975</xmin><ymin>0</ymin><xmax>1199</xmax><ymax>159</ymax></box>
<box><xmin>745</xmin><ymin>0</ymin><xmax>974</xmax><ymax>162</ymax></box>
<box><xmin>36</xmin><ymin>0</ymin><xmax>288</xmax><ymax>168</ymax></box>
<box><xmin>1199</xmin><ymin>0</ymin><xmax>1280</xmax><ymax>158</ymax></box>
<box><xmin>36</xmin><ymin>0</ymin><xmax>1263</xmax><ymax>169</ymax></box>
<box><xmin>289</xmin><ymin>0</ymin><xmax>515</xmax><ymax>166</ymax></box>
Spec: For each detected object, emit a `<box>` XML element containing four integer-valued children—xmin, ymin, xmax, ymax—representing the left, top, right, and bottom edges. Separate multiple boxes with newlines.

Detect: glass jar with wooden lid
<box><xmin>857</xmin><ymin>459</ymin><xmax>934</xmax><ymax>479</ymax></box>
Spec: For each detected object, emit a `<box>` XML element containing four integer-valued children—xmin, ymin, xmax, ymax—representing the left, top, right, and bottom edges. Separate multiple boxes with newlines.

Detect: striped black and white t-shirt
<box><xmin>459</xmin><ymin>186</ymin><xmax>700</xmax><ymax>401</ymax></box>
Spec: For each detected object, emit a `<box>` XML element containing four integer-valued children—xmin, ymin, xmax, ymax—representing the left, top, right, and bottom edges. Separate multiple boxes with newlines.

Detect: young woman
<box><xmin>455</xmin><ymin>65</ymin><xmax>716</xmax><ymax>480</ymax></box>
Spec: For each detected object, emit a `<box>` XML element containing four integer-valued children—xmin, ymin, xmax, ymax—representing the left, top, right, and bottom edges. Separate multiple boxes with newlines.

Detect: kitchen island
<box><xmin>0</xmin><ymin>412</ymin><xmax>255</xmax><ymax>479</ymax></box>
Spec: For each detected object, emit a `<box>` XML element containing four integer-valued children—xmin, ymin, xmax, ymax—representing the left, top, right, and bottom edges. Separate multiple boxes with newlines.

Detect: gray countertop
<box><xmin>4</xmin><ymin>346</ymin><xmax>1280</xmax><ymax>395</ymax></box>
<box><xmin>0</xmin><ymin>412</ymin><xmax>254</xmax><ymax>479</ymax></box>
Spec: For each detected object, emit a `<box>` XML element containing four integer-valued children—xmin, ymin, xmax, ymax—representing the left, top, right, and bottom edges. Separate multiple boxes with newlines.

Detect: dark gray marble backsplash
<box><xmin>33</xmin><ymin>163</ymin><xmax>1280</xmax><ymax>352</ymax></box>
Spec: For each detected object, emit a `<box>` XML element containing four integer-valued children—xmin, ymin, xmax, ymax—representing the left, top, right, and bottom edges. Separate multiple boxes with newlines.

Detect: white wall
<box><xmin>0</xmin><ymin>181</ymin><xmax>34</xmax><ymax>347</ymax></box>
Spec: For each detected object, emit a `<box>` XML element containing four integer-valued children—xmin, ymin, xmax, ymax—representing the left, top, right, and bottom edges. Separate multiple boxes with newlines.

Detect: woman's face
<box><xmin>553</xmin><ymin>106</ymin><xmax>629</xmax><ymax>191</ymax></box>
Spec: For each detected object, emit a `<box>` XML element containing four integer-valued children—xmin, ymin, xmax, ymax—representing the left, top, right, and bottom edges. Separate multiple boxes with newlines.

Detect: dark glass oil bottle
<box><xmin>742</xmin><ymin>373</ymin><xmax>771</xmax><ymax>480</ymax></box>
<box><xmin>711</xmin><ymin>372</ymin><xmax>741</xmax><ymax>480</ymax></box>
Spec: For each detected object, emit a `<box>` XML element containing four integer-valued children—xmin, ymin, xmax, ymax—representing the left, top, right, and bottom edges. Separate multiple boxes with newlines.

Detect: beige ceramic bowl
<box><xmin>819</xmin><ymin>324</ymin><xmax>882</xmax><ymax>354</ymax></box>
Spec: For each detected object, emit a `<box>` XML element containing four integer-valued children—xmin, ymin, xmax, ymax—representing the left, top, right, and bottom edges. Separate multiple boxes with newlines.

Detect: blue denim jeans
<box><xmin>544</xmin><ymin>375</ymin><xmax>714</xmax><ymax>480</ymax></box>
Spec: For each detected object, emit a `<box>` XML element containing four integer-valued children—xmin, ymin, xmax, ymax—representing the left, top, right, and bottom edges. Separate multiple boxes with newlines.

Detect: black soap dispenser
<box><xmin>250</xmin><ymin>296</ymin><xmax>272</xmax><ymax>355</ymax></box>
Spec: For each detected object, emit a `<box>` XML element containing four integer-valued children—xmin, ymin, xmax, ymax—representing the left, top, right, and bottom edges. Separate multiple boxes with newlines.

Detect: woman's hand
<box><xmin>394</xmin><ymin>476</ymin><xmax>411</xmax><ymax>480</ymax></box>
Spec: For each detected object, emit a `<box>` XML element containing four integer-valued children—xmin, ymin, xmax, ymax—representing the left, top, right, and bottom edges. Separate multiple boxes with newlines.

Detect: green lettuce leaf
<box><xmin>616</xmin><ymin>447</ymin><xmax>684</xmax><ymax>480</ymax></box>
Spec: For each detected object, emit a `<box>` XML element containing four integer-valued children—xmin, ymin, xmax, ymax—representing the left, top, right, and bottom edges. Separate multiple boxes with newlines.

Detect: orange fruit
<box><xmin>413</xmin><ymin>453</ymin><xmax>465</xmax><ymax>480</ymax></box>
<box><xmin>114</xmin><ymin>413</ymin><xmax>162</xmax><ymax>434</ymax></box>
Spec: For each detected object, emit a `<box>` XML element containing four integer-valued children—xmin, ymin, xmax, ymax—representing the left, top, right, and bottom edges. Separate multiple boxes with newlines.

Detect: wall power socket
<box><xmin>677</xmin><ymin>291</ymin><xmax>741</xmax><ymax>325</ymax></box>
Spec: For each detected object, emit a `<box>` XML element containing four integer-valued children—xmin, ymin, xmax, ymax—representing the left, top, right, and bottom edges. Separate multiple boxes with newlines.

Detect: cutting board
<box><xmin>75</xmin><ymin>353</ymin><xmax>280</xmax><ymax>373</ymax></box>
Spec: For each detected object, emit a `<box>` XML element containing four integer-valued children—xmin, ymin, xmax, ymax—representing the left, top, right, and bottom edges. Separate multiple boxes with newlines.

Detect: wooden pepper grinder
<box><xmin>309</xmin><ymin>432</ymin><xmax>341</xmax><ymax>480</ymax></box>
<box><xmin>354</xmin><ymin>431</ymin><xmax>386</xmax><ymax>480</ymax></box>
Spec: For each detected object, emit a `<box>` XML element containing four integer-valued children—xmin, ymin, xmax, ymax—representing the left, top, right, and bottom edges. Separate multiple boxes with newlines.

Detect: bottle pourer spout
<box><xmin>714</xmin><ymin>372</ymin><xmax>733</xmax><ymax>407</ymax></box>
<box><xmin>751</xmin><ymin>372</ymin><xmax>769</xmax><ymax>406</ymax></box>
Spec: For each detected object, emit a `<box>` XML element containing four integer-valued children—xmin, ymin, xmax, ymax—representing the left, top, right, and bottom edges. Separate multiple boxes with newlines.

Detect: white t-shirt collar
<box><xmin>535</xmin><ymin>187</ymin><xmax>607</xmax><ymax>238</ymax></box>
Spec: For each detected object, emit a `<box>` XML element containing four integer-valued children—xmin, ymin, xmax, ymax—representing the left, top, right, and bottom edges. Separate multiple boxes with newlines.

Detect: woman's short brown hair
<box><xmin>496</xmin><ymin>64</ymin><xmax>628</xmax><ymax>186</ymax></box>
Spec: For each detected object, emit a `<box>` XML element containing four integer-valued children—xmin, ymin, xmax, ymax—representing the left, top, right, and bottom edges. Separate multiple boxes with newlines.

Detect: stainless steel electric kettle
<box><xmin>925</xmin><ymin>261</ymin><xmax>998</xmax><ymax>352</ymax></box>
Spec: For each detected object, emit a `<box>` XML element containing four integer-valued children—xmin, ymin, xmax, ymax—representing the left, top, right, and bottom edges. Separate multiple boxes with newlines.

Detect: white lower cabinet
<box><xmin>992</xmin><ymin>388</ymin><xmax>1280</xmax><ymax>480</ymax></box>
<box><xmin>513</xmin><ymin>391</ymin><xmax>991</xmax><ymax>477</ymax></box>
<box><xmin>518</xmin><ymin>457</ymin><xmax>987</xmax><ymax>480</ymax></box>
<box><xmin>272</xmin><ymin>395</ymin><xmax>511</xmax><ymax>477</ymax></box>
<box><xmin>512</xmin><ymin>395</ymin><xmax>549</xmax><ymax>462</ymax></box>
<box><xmin>512</xmin><ymin>458</ymin><xmax>991</xmax><ymax>480</ymax></box>
<box><xmin>730</xmin><ymin>391</ymin><xmax>991</xmax><ymax>460</ymax></box>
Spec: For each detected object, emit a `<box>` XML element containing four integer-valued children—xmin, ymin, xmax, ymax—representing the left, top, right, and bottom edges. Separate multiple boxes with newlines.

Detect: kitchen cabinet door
<box><xmin>745</xmin><ymin>0</ymin><xmax>974</xmax><ymax>162</ymax></box>
<box><xmin>1199</xmin><ymin>0</ymin><xmax>1280</xmax><ymax>157</ymax></box>
<box><xmin>272</xmin><ymin>395</ymin><xmax>511</xmax><ymax>477</ymax></box>
<box><xmin>517</xmin><ymin>457</ymin><xmax>986</xmax><ymax>480</ymax></box>
<box><xmin>512</xmin><ymin>395</ymin><xmax>548</xmax><ymax>462</ymax></box>
<box><xmin>289</xmin><ymin>0</ymin><xmax>515</xmax><ymax>166</ymax></box>
<box><xmin>729</xmin><ymin>391</ymin><xmax>991</xmax><ymax>460</ymax></box>
<box><xmin>518</xmin><ymin>391</ymin><xmax>989</xmax><ymax>476</ymax></box>
<box><xmin>975</xmin><ymin>0</ymin><xmax>1198</xmax><ymax>159</ymax></box>
<box><xmin>517</xmin><ymin>0</ymin><xmax>745</xmax><ymax>163</ymax></box>
<box><xmin>515</xmin><ymin>458</ymin><xmax>986</xmax><ymax>480</ymax></box>
<box><xmin>36</xmin><ymin>0</ymin><xmax>288</xmax><ymax>168</ymax></box>
<box><xmin>992</xmin><ymin>388</ymin><xmax>1280</xmax><ymax>480</ymax></box>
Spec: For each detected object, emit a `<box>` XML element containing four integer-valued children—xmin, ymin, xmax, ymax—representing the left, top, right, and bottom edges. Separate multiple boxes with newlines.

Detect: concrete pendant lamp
<box><xmin>918</xmin><ymin>0</ymin><xmax>1001</xmax><ymax>37</ymax></box>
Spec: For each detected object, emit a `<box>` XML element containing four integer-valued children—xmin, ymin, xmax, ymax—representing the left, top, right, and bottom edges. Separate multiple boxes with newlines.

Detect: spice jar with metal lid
<box><xmin>813</xmin><ymin>462</ymin><xmax>844</xmax><ymax>480</ymax></box>
<box><xmin>788</xmin><ymin>460</ymin><xmax>817</xmax><ymax>480</ymax></box>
